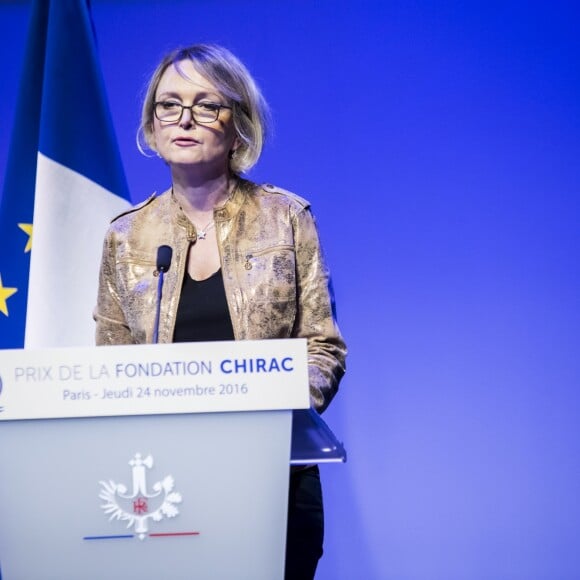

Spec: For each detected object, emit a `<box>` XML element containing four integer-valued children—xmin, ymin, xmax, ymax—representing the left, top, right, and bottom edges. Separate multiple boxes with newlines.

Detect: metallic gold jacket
<box><xmin>94</xmin><ymin>179</ymin><xmax>346</xmax><ymax>411</ymax></box>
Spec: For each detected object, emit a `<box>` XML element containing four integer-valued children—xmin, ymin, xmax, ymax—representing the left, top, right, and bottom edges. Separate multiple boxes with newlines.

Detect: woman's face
<box><xmin>152</xmin><ymin>59</ymin><xmax>238</xmax><ymax>176</ymax></box>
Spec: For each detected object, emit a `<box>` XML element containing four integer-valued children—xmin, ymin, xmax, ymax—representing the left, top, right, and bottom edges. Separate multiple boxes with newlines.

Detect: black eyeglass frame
<box><xmin>153</xmin><ymin>101</ymin><xmax>233</xmax><ymax>124</ymax></box>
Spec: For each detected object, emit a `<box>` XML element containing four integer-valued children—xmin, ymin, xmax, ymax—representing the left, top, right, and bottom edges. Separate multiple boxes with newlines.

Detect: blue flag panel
<box><xmin>0</xmin><ymin>1</ymin><xmax>49</xmax><ymax>348</ymax></box>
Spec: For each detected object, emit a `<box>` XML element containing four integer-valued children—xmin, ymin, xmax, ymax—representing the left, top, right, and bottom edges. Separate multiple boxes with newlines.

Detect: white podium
<box><xmin>0</xmin><ymin>339</ymin><xmax>344</xmax><ymax>580</ymax></box>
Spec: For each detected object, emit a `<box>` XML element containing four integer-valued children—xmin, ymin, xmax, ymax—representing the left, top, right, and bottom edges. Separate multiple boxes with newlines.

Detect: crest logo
<box><xmin>99</xmin><ymin>453</ymin><xmax>182</xmax><ymax>540</ymax></box>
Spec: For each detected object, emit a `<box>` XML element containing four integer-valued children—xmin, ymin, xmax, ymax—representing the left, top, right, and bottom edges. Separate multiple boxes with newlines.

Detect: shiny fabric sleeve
<box><xmin>94</xmin><ymin>229</ymin><xmax>136</xmax><ymax>346</ymax></box>
<box><xmin>292</xmin><ymin>204</ymin><xmax>347</xmax><ymax>412</ymax></box>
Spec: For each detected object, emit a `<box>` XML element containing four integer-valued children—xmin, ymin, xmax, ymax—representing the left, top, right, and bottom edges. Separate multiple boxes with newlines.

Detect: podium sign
<box><xmin>0</xmin><ymin>338</ymin><xmax>309</xmax><ymax>420</ymax></box>
<box><xmin>0</xmin><ymin>340</ymin><xmax>309</xmax><ymax>580</ymax></box>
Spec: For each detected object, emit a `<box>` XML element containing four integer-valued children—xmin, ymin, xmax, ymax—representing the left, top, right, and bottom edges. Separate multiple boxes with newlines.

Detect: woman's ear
<box><xmin>229</xmin><ymin>136</ymin><xmax>242</xmax><ymax>159</ymax></box>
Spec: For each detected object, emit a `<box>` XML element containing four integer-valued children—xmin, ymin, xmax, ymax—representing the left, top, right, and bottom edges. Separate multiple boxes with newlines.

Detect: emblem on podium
<box><xmin>99</xmin><ymin>453</ymin><xmax>183</xmax><ymax>540</ymax></box>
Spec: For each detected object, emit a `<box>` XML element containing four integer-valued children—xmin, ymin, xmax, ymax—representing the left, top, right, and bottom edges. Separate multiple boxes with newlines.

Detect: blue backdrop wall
<box><xmin>1</xmin><ymin>1</ymin><xmax>579</xmax><ymax>578</ymax></box>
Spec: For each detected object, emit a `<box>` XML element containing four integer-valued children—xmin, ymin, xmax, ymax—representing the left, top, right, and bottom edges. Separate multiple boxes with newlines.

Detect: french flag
<box><xmin>0</xmin><ymin>0</ymin><xmax>131</xmax><ymax>349</ymax></box>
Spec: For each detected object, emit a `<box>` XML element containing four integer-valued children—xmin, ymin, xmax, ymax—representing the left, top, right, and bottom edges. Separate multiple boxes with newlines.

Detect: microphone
<box><xmin>153</xmin><ymin>245</ymin><xmax>173</xmax><ymax>343</ymax></box>
<box><xmin>156</xmin><ymin>245</ymin><xmax>173</xmax><ymax>273</ymax></box>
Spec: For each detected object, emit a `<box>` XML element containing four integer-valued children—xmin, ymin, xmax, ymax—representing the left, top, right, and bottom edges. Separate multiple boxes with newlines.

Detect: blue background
<box><xmin>1</xmin><ymin>1</ymin><xmax>579</xmax><ymax>578</ymax></box>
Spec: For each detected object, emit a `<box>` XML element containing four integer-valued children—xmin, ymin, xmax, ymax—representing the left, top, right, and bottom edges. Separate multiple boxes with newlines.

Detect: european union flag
<box><xmin>0</xmin><ymin>0</ymin><xmax>131</xmax><ymax>349</ymax></box>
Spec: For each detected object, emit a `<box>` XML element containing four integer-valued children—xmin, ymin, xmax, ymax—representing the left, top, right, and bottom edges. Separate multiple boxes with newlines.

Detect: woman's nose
<box><xmin>179</xmin><ymin>105</ymin><xmax>195</xmax><ymax>127</ymax></box>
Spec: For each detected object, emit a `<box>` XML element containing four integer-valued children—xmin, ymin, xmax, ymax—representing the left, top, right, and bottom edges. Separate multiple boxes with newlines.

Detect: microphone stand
<box><xmin>152</xmin><ymin>269</ymin><xmax>165</xmax><ymax>344</ymax></box>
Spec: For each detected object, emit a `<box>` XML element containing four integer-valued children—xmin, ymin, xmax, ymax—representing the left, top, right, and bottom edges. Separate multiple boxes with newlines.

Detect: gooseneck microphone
<box><xmin>156</xmin><ymin>245</ymin><xmax>173</xmax><ymax>273</ymax></box>
<box><xmin>152</xmin><ymin>245</ymin><xmax>173</xmax><ymax>343</ymax></box>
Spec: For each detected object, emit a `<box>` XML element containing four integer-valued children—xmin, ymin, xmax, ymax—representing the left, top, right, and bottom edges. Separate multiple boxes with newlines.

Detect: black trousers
<box><xmin>285</xmin><ymin>465</ymin><xmax>324</xmax><ymax>580</ymax></box>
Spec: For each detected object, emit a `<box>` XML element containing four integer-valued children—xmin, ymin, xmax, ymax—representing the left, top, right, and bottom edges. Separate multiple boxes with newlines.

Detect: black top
<box><xmin>173</xmin><ymin>269</ymin><xmax>235</xmax><ymax>342</ymax></box>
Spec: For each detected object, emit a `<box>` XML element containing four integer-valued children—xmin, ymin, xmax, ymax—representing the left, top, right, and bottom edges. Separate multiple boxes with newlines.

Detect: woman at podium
<box><xmin>94</xmin><ymin>43</ymin><xmax>346</xmax><ymax>579</ymax></box>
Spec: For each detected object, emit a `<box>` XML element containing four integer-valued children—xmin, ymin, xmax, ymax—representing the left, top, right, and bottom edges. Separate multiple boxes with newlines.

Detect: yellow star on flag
<box><xmin>0</xmin><ymin>274</ymin><xmax>18</xmax><ymax>317</ymax></box>
<box><xmin>18</xmin><ymin>223</ymin><xmax>33</xmax><ymax>253</ymax></box>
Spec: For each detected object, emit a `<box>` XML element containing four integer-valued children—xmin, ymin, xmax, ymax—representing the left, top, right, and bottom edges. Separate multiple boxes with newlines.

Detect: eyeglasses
<box><xmin>154</xmin><ymin>101</ymin><xmax>232</xmax><ymax>124</ymax></box>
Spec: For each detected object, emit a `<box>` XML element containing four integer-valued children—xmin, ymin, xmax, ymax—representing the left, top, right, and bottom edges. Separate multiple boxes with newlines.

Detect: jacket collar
<box><xmin>166</xmin><ymin>177</ymin><xmax>253</xmax><ymax>227</ymax></box>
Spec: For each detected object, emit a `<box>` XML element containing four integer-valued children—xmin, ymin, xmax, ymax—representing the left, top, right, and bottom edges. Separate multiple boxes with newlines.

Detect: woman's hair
<box><xmin>138</xmin><ymin>44</ymin><xmax>271</xmax><ymax>175</ymax></box>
